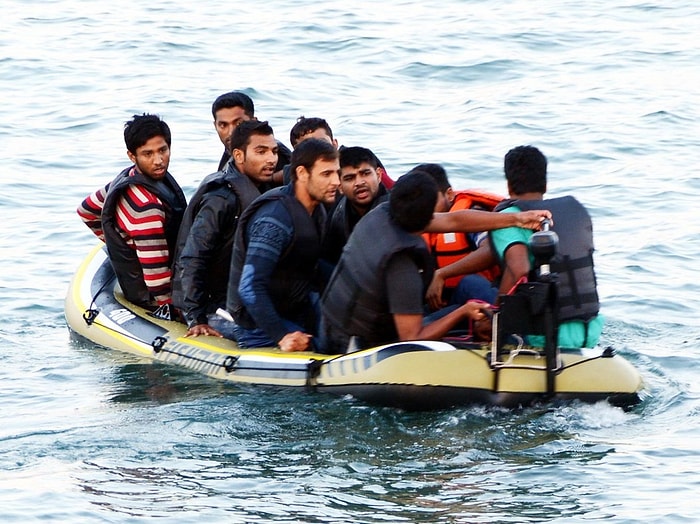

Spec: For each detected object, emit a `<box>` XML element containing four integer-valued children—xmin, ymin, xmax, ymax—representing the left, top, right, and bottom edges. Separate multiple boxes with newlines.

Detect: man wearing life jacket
<box><xmin>320</xmin><ymin>146</ymin><xmax>390</xmax><ymax>271</ymax></box>
<box><xmin>321</xmin><ymin>170</ymin><xmax>524</xmax><ymax>354</ymax></box>
<box><xmin>171</xmin><ymin>120</ymin><xmax>278</xmax><ymax>338</ymax></box>
<box><xmin>488</xmin><ymin>145</ymin><xmax>604</xmax><ymax>348</ymax></box>
<box><xmin>77</xmin><ymin>114</ymin><xmax>186</xmax><ymax>311</ymax></box>
<box><xmin>226</xmin><ymin>138</ymin><xmax>340</xmax><ymax>352</ymax></box>
<box><xmin>419</xmin><ymin>163</ymin><xmax>503</xmax><ymax>310</ymax></box>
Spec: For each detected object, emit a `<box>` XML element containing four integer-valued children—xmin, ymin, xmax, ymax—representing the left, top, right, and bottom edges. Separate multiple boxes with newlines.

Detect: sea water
<box><xmin>1</xmin><ymin>1</ymin><xmax>699</xmax><ymax>522</ymax></box>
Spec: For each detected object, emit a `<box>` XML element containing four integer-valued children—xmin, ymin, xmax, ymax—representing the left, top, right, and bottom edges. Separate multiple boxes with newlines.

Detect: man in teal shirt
<box><xmin>489</xmin><ymin>146</ymin><xmax>604</xmax><ymax>348</ymax></box>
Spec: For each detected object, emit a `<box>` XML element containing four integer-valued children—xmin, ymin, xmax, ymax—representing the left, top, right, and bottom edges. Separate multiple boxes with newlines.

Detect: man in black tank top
<box><xmin>320</xmin><ymin>171</ymin><xmax>489</xmax><ymax>354</ymax></box>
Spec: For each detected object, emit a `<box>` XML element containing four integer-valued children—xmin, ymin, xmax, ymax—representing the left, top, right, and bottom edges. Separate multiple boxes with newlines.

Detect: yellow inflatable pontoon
<box><xmin>65</xmin><ymin>245</ymin><xmax>644</xmax><ymax>410</ymax></box>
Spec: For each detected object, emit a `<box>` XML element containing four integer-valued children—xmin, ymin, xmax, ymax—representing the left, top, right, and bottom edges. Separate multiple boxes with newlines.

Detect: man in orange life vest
<box><xmin>419</xmin><ymin>164</ymin><xmax>503</xmax><ymax>310</ymax></box>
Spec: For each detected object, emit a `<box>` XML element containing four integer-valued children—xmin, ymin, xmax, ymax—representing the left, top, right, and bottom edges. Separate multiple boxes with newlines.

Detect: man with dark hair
<box><xmin>281</xmin><ymin>116</ymin><xmax>394</xmax><ymax>189</ymax></box>
<box><xmin>320</xmin><ymin>170</ymin><xmax>489</xmax><ymax>354</ymax></box>
<box><xmin>488</xmin><ymin>145</ymin><xmax>604</xmax><ymax>348</ymax></box>
<box><xmin>212</xmin><ymin>91</ymin><xmax>255</xmax><ymax>171</ymax></box>
<box><xmin>289</xmin><ymin>116</ymin><xmax>338</xmax><ymax>148</ymax></box>
<box><xmin>77</xmin><ymin>113</ymin><xmax>186</xmax><ymax>310</ymax></box>
<box><xmin>211</xmin><ymin>90</ymin><xmax>291</xmax><ymax>173</ymax></box>
<box><xmin>321</xmin><ymin>146</ymin><xmax>389</xmax><ymax>267</ymax></box>
<box><xmin>226</xmin><ymin>138</ymin><xmax>340</xmax><ymax>352</ymax></box>
<box><xmin>171</xmin><ymin>120</ymin><xmax>279</xmax><ymax>337</ymax></box>
<box><xmin>279</xmin><ymin>116</ymin><xmax>338</xmax><ymax>185</ymax></box>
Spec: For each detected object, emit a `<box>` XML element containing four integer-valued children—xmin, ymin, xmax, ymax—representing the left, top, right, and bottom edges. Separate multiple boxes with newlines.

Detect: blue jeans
<box><xmin>232</xmin><ymin>319</ymin><xmax>296</xmax><ymax>346</ymax></box>
<box><xmin>451</xmin><ymin>274</ymin><xmax>498</xmax><ymax>305</ymax></box>
<box><xmin>207</xmin><ymin>313</ymin><xmax>239</xmax><ymax>341</ymax></box>
<box><xmin>232</xmin><ymin>292</ymin><xmax>322</xmax><ymax>351</ymax></box>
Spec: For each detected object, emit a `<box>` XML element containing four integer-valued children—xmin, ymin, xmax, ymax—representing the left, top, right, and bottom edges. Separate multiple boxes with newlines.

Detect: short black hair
<box><xmin>211</xmin><ymin>91</ymin><xmax>255</xmax><ymax>119</ymax></box>
<box><xmin>289</xmin><ymin>138</ymin><xmax>339</xmax><ymax>181</ymax></box>
<box><xmin>124</xmin><ymin>113</ymin><xmax>171</xmax><ymax>154</ymax></box>
<box><xmin>339</xmin><ymin>146</ymin><xmax>379</xmax><ymax>169</ymax></box>
<box><xmin>504</xmin><ymin>145</ymin><xmax>547</xmax><ymax>195</ymax></box>
<box><xmin>389</xmin><ymin>170</ymin><xmax>438</xmax><ymax>232</ymax></box>
<box><xmin>289</xmin><ymin>116</ymin><xmax>334</xmax><ymax>147</ymax></box>
<box><xmin>229</xmin><ymin>120</ymin><xmax>274</xmax><ymax>153</ymax></box>
<box><xmin>409</xmin><ymin>163</ymin><xmax>450</xmax><ymax>192</ymax></box>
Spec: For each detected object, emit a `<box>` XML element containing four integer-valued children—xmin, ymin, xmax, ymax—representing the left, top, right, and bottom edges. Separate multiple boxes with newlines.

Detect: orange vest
<box><xmin>424</xmin><ymin>189</ymin><xmax>504</xmax><ymax>288</ymax></box>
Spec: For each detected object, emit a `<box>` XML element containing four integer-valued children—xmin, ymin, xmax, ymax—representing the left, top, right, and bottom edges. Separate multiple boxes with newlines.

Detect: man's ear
<box><xmin>127</xmin><ymin>150</ymin><xmax>136</xmax><ymax>164</ymax></box>
<box><xmin>445</xmin><ymin>187</ymin><xmax>456</xmax><ymax>205</ymax></box>
<box><xmin>295</xmin><ymin>165</ymin><xmax>309</xmax><ymax>182</ymax></box>
<box><xmin>376</xmin><ymin>166</ymin><xmax>386</xmax><ymax>182</ymax></box>
<box><xmin>232</xmin><ymin>147</ymin><xmax>244</xmax><ymax>164</ymax></box>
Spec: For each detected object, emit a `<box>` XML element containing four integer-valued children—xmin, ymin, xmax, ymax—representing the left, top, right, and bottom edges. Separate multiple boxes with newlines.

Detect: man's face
<box><xmin>127</xmin><ymin>136</ymin><xmax>170</xmax><ymax>180</ymax></box>
<box><xmin>214</xmin><ymin>106</ymin><xmax>252</xmax><ymax>147</ymax></box>
<box><xmin>339</xmin><ymin>162</ymin><xmax>382</xmax><ymax>208</ymax></box>
<box><xmin>299</xmin><ymin>157</ymin><xmax>340</xmax><ymax>207</ymax></box>
<box><xmin>233</xmin><ymin>133</ymin><xmax>279</xmax><ymax>185</ymax></box>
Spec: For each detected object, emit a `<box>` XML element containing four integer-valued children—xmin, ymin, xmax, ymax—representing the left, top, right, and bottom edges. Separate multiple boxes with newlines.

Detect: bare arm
<box><xmin>393</xmin><ymin>302</ymin><xmax>487</xmax><ymax>341</ymax></box>
<box><xmin>425</xmin><ymin>209</ymin><xmax>551</xmax><ymax>233</ymax></box>
<box><xmin>497</xmin><ymin>243</ymin><xmax>531</xmax><ymax>300</ymax></box>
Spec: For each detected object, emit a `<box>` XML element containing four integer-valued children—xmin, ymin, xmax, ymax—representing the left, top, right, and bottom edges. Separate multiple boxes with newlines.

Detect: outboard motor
<box><xmin>493</xmin><ymin>217</ymin><xmax>561</xmax><ymax>395</ymax></box>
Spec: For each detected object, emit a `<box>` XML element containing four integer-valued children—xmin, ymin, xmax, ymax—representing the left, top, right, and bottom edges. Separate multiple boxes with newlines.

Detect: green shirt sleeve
<box><xmin>489</xmin><ymin>206</ymin><xmax>533</xmax><ymax>263</ymax></box>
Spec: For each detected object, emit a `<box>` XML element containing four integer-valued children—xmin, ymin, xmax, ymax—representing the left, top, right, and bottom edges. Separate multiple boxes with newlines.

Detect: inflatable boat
<box><xmin>64</xmin><ymin>244</ymin><xmax>644</xmax><ymax>410</ymax></box>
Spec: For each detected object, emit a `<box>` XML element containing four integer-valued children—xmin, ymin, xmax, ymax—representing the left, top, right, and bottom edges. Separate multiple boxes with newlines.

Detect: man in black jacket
<box><xmin>320</xmin><ymin>146</ymin><xmax>389</xmax><ymax>272</ymax></box>
<box><xmin>226</xmin><ymin>139</ymin><xmax>340</xmax><ymax>352</ymax></box>
<box><xmin>172</xmin><ymin>120</ymin><xmax>279</xmax><ymax>337</ymax></box>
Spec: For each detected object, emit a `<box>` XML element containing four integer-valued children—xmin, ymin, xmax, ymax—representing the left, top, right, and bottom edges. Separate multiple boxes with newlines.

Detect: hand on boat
<box><xmin>185</xmin><ymin>323</ymin><xmax>224</xmax><ymax>338</ymax></box>
<box><xmin>278</xmin><ymin>331</ymin><xmax>312</xmax><ymax>352</ymax></box>
<box><xmin>515</xmin><ymin>210</ymin><xmax>553</xmax><ymax>230</ymax></box>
